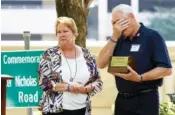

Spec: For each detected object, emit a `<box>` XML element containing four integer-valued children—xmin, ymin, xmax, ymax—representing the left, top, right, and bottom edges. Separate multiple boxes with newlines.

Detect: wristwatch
<box><xmin>140</xmin><ymin>74</ymin><xmax>143</xmax><ymax>82</ymax></box>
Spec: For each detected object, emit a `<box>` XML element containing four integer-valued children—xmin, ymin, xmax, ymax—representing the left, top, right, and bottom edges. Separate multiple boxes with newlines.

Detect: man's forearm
<box><xmin>142</xmin><ymin>67</ymin><xmax>172</xmax><ymax>81</ymax></box>
<box><xmin>97</xmin><ymin>39</ymin><xmax>117</xmax><ymax>68</ymax></box>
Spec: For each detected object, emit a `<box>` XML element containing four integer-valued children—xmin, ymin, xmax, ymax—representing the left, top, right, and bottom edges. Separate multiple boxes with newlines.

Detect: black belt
<box><xmin>118</xmin><ymin>88</ymin><xmax>158</xmax><ymax>99</ymax></box>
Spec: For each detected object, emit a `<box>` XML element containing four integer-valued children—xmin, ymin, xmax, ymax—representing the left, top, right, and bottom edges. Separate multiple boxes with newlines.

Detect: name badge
<box><xmin>130</xmin><ymin>44</ymin><xmax>140</xmax><ymax>52</ymax></box>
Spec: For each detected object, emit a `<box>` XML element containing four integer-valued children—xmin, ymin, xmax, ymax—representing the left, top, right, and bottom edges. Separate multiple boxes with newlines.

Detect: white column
<box><xmin>131</xmin><ymin>0</ymin><xmax>139</xmax><ymax>16</ymax></box>
<box><xmin>98</xmin><ymin>0</ymin><xmax>108</xmax><ymax>41</ymax></box>
<box><xmin>163</xmin><ymin>62</ymin><xmax>175</xmax><ymax>102</ymax></box>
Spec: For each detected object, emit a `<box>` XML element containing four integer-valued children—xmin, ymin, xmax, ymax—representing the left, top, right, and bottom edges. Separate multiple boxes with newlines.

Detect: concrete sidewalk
<box><xmin>7</xmin><ymin>107</ymin><xmax>113</xmax><ymax>115</ymax></box>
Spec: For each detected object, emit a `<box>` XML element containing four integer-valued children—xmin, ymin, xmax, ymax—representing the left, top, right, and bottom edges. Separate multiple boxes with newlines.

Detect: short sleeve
<box><xmin>151</xmin><ymin>31</ymin><xmax>172</xmax><ymax>68</ymax></box>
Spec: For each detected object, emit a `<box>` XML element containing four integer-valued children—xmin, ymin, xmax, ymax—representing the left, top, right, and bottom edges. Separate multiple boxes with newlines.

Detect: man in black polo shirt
<box><xmin>97</xmin><ymin>4</ymin><xmax>172</xmax><ymax>115</ymax></box>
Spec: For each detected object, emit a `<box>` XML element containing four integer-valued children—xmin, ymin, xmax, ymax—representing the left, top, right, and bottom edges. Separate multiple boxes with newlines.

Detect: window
<box><xmin>139</xmin><ymin>0</ymin><xmax>175</xmax><ymax>12</ymax></box>
<box><xmin>1</xmin><ymin>0</ymin><xmax>42</xmax><ymax>9</ymax></box>
<box><xmin>87</xmin><ymin>6</ymin><xmax>98</xmax><ymax>40</ymax></box>
<box><xmin>108</xmin><ymin>0</ymin><xmax>131</xmax><ymax>12</ymax></box>
<box><xmin>148</xmin><ymin>15</ymin><xmax>175</xmax><ymax>41</ymax></box>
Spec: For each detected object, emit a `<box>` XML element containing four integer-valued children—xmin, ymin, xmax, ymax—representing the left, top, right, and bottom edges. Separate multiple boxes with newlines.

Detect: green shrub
<box><xmin>159</xmin><ymin>102</ymin><xmax>175</xmax><ymax>115</ymax></box>
<box><xmin>167</xmin><ymin>94</ymin><xmax>175</xmax><ymax>104</ymax></box>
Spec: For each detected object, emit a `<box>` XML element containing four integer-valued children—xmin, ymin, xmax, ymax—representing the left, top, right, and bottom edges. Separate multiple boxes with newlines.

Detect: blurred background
<box><xmin>1</xmin><ymin>0</ymin><xmax>175</xmax><ymax>115</ymax></box>
<box><xmin>1</xmin><ymin>0</ymin><xmax>175</xmax><ymax>41</ymax></box>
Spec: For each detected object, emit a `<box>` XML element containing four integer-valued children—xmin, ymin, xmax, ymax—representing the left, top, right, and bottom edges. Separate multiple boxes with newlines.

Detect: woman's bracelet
<box><xmin>52</xmin><ymin>82</ymin><xmax>56</xmax><ymax>91</ymax></box>
<box><xmin>66</xmin><ymin>84</ymin><xmax>70</xmax><ymax>92</ymax></box>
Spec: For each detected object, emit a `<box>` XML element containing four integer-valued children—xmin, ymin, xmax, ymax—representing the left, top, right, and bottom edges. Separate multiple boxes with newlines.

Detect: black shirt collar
<box><xmin>134</xmin><ymin>22</ymin><xmax>144</xmax><ymax>38</ymax></box>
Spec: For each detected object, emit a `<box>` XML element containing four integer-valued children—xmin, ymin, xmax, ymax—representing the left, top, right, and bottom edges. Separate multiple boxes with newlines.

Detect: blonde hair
<box><xmin>112</xmin><ymin>4</ymin><xmax>133</xmax><ymax>15</ymax></box>
<box><xmin>55</xmin><ymin>17</ymin><xmax>78</xmax><ymax>35</ymax></box>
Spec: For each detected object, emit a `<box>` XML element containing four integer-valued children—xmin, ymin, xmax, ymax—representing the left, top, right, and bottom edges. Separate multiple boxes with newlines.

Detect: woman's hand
<box><xmin>84</xmin><ymin>83</ymin><xmax>94</xmax><ymax>93</ymax></box>
<box><xmin>69</xmin><ymin>82</ymin><xmax>94</xmax><ymax>94</ymax></box>
<box><xmin>69</xmin><ymin>82</ymin><xmax>85</xmax><ymax>93</ymax></box>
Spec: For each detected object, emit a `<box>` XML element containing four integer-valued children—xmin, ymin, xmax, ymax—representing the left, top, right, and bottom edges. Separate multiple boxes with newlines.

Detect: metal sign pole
<box><xmin>23</xmin><ymin>31</ymin><xmax>30</xmax><ymax>50</ymax></box>
<box><xmin>23</xmin><ymin>31</ymin><xmax>32</xmax><ymax>115</ymax></box>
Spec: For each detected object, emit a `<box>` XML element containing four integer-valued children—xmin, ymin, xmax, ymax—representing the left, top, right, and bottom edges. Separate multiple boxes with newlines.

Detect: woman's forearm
<box><xmin>54</xmin><ymin>83</ymin><xmax>87</xmax><ymax>94</ymax></box>
<box><xmin>54</xmin><ymin>82</ymin><xmax>98</xmax><ymax>94</ymax></box>
<box><xmin>54</xmin><ymin>83</ymin><xmax>67</xmax><ymax>92</ymax></box>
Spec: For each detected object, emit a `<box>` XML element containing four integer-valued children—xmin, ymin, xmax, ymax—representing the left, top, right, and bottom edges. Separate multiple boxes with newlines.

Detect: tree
<box><xmin>55</xmin><ymin>0</ymin><xmax>93</xmax><ymax>48</ymax></box>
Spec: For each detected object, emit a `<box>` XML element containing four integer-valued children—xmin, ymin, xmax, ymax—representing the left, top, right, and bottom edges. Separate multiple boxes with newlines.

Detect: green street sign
<box><xmin>1</xmin><ymin>50</ymin><xmax>44</xmax><ymax>108</ymax></box>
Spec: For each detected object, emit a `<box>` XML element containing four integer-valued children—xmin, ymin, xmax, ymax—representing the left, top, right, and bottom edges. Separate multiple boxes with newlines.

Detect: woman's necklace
<box><xmin>62</xmin><ymin>47</ymin><xmax>77</xmax><ymax>82</ymax></box>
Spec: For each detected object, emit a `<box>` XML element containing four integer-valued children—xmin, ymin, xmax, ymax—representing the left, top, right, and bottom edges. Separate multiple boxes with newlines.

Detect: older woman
<box><xmin>38</xmin><ymin>17</ymin><xmax>103</xmax><ymax>115</ymax></box>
